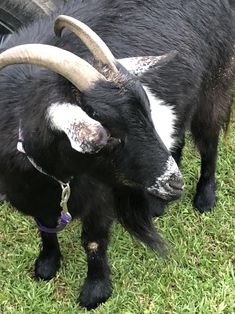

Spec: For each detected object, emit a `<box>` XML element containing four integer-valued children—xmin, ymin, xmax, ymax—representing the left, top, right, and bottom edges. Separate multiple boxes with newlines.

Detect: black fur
<box><xmin>0</xmin><ymin>0</ymin><xmax>235</xmax><ymax>309</ymax></box>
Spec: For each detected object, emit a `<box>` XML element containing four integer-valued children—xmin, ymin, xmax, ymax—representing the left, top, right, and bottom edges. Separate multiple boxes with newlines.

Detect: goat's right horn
<box><xmin>0</xmin><ymin>44</ymin><xmax>105</xmax><ymax>91</ymax></box>
<box><xmin>54</xmin><ymin>15</ymin><xmax>118</xmax><ymax>73</ymax></box>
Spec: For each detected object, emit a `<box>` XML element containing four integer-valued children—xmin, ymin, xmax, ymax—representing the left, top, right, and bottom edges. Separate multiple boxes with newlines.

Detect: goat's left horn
<box><xmin>54</xmin><ymin>15</ymin><xmax>118</xmax><ymax>73</ymax></box>
<box><xmin>0</xmin><ymin>44</ymin><xmax>105</xmax><ymax>91</ymax></box>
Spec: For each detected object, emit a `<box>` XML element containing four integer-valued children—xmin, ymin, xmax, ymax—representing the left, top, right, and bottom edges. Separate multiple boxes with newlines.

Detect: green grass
<box><xmin>0</xmin><ymin>116</ymin><xmax>235</xmax><ymax>314</ymax></box>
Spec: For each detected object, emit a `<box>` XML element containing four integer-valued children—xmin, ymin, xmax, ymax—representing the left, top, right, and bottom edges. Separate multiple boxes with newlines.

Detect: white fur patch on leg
<box><xmin>143</xmin><ymin>85</ymin><xmax>177</xmax><ymax>151</ymax></box>
<box><xmin>47</xmin><ymin>102</ymin><xmax>108</xmax><ymax>153</ymax></box>
<box><xmin>88</xmin><ymin>242</ymin><xmax>99</xmax><ymax>251</ymax></box>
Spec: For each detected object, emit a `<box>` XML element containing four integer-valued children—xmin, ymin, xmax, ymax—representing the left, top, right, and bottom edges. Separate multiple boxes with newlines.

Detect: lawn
<box><xmin>0</xmin><ymin>115</ymin><xmax>234</xmax><ymax>314</ymax></box>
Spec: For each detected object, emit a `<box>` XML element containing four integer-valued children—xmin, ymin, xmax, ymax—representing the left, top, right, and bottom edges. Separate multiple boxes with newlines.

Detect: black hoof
<box><xmin>193</xmin><ymin>183</ymin><xmax>217</xmax><ymax>213</ymax></box>
<box><xmin>35</xmin><ymin>251</ymin><xmax>61</xmax><ymax>280</ymax></box>
<box><xmin>78</xmin><ymin>278</ymin><xmax>112</xmax><ymax>310</ymax></box>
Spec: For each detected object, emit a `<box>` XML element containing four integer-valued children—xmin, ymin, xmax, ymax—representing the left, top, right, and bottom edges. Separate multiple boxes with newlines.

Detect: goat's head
<box><xmin>0</xmin><ymin>16</ymin><xmax>183</xmax><ymax>202</ymax></box>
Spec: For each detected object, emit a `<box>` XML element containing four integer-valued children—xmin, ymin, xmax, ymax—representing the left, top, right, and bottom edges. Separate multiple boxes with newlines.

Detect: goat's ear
<box><xmin>47</xmin><ymin>103</ymin><xmax>108</xmax><ymax>153</ymax></box>
<box><xmin>117</xmin><ymin>50</ymin><xmax>178</xmax><ymax>76</ymax></box>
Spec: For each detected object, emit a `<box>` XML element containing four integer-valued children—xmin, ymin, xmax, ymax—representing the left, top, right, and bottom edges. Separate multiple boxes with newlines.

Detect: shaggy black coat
<box><xmin>0</xmin><ymin>0</ymin><xmax>235</xmax><ymax>309</ymax></box>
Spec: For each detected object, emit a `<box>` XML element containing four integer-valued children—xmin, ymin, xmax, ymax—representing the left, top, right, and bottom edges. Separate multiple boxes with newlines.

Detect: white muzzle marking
<box><xmin>147</xmin><ymin>156</ymin><xmax>183</xmax><ymax>199</ymax></box>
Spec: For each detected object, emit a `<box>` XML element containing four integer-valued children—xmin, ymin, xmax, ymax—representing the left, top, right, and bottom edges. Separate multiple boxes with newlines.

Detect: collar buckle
<box><xmin>60</xmin><ymin>182</ymin><xmax>72</xmax><ymax>221</ymax></box>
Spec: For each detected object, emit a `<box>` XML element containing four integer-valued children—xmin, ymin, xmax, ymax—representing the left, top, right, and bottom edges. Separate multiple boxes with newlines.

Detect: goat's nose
<box><xmin>147</xmin><ymin>156</ymin><xmax>184</xmax><ymax>201</ymax></box>
<box><xmin>168</xmin><ymin>173</ymin><xmax>184</xmax><ymax>191</ymax></box>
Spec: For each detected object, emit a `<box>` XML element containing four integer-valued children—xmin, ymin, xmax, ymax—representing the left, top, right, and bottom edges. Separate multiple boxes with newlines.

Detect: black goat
<box><xmin>0</xmin><ymin>0</ymin><xmax>234</xmax><ymax>310</ymax></box>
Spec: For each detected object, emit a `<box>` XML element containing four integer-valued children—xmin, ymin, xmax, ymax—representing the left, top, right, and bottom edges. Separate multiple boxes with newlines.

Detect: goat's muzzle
<box><xmin>147</xmin><ymin>156</ymin><xmax>184</xmax><ymax>201</ymax></box>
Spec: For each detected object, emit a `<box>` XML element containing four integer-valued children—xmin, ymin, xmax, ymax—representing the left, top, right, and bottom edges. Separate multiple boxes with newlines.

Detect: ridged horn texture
<box><xmin>54</xmin><ymin>15</ymin><xmax>118</xmax><ymax>73</ymax></box>
<box><xmin>0</xmin><ymin>44</ymin><xmax>105</xmax><ymax>91</ymax></box>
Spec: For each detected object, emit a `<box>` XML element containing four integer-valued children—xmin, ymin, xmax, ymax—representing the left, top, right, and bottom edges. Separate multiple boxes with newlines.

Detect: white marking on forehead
<box><xmin>142</xmin><ymin>85</ymin><xmax>177</xmax><ymax>151</ymax></box>
<box><xmin>47</xmin><ymin>102</ymin><xmax>106</xmax><ymax>153</ymax></box>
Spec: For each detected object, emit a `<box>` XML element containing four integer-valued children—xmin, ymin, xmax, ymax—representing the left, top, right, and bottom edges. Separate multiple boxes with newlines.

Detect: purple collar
<box><xmin>35</xmin><ymin>212</ymin><xmax>71</xmax><ymax>233</ymax></box>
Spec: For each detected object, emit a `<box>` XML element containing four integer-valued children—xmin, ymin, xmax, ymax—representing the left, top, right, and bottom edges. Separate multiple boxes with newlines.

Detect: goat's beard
<box><xmin>113</xmin><ymin>187</ymin><xmax>168</xmax><ymax>256</ymax></box>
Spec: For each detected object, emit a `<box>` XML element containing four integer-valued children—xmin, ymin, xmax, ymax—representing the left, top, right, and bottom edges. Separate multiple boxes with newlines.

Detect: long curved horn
<box><xmin>0</xmin><ymin>44</ymin><xmax>105</xmax><ymax>91</ymax></box>
<box><xmin>54</xmin><ymin>15</ymin><xmax>118</xmax><ymax>73</ymax></box>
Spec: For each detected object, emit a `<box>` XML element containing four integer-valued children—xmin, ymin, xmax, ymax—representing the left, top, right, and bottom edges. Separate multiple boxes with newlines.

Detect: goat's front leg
<box><xmin>193</xmin><ymin>139</ymin><xmax>218</xmax><ymax>213</ymax></box>
<box><xmin>0</xmin><ymin>177</ymin><xmax>7</xmax><ymax>202</ymax></box>
<box><xmin>191</xmin><ymin>118</ymin><xmax>219</xmax><ymax>213</ymax></box>
<box><xmin>78</xmin><ymin>213</ymin><xmax>113</xmax><ymax>310</ymax></box>
<box><xmin>34</xmin><ymin>216</ymin><xmax>62</xmax><ymax>280</ymax></box>
<box><xmin>171</xmin><ymin>135</ymin><xmax>185</xmax><ymax>166</ymax></box>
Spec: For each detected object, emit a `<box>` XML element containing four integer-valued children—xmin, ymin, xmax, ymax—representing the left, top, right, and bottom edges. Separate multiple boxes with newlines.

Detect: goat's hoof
<box><xmin>78</xmin><ymin>278</ymin><xmax>112</xmax><ymax>310</ymax></box>
<box><xmin>193</xmin><ymin>180</ymin><xmax>217</xmax><ymax>213</ymax></box>
<box><xmin>35</xmin><ymin>251</ymin><xmax>61</xmax><ymax>280</ymax></box>
<box><xmin>193</xmin><ymin>190</ymin><xmax>217</xmax><ymax>213</ymax></box>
